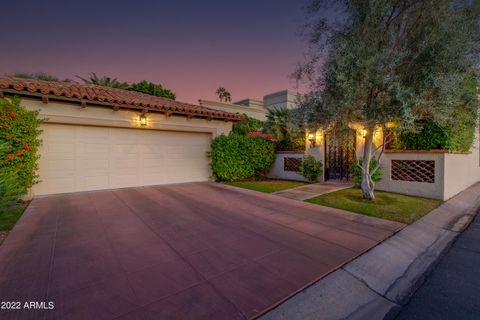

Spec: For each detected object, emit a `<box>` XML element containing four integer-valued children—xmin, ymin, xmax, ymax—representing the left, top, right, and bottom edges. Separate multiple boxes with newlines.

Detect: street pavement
<box><xmin>395</xmin><ymin>211</ymin><xmax>480</xmax><ymax>320</ymax></box>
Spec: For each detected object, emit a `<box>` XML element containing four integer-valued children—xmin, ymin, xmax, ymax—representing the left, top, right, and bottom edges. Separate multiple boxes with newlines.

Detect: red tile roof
<box><xmin>0</xmin><ymin>77</ymin><xmax>241</xmax><ymax>121</ymax></box>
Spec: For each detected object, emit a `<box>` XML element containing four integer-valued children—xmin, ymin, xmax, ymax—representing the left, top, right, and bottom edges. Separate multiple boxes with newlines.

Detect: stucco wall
<box><xmin>375</xmin><ymin>152</ymin><xmax>446</xmax><ymax>200</ymax></box>
<box><xmin>198</xmin><ymin>100</ymin><xmax>267</xmax><ymax>121</ymax></box>
<box><xmin>263</xmin><ymin>90</ymin><xmax>300</xmax><ymax>110</ymax></box>
<box><xmin>22</xmin><ymin>98</ymin><xmax>233</xmax><ymax>137</ymax></box>
<box><xmin>443</xmin><ymin>129</ymin><xmax>480</xmax><ymax>199</ymax></box>
<box><xmin>267</xmin><ymin>153</ymin><xmax>308</xmax><ymax>182</ymax></box>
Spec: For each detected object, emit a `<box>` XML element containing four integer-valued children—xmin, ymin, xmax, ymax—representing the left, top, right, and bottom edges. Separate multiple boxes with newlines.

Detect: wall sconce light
<box><xmin>308</xmin><ymin>132</ymin><xmax>316</xmax><ymax>147</ymax></box>
<box><xmin>361</xmin><ymin>128</ymin><xmax>367</xmax><ymax>138</ymax></box>
<box><xmin>139</xmin><ymin>114</ymin><xmax>147</xmax><ymax>126</ymax></box>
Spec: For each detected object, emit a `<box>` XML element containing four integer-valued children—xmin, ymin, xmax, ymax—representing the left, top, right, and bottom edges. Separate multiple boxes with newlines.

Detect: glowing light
<box><xmin>139</xmin><ymin>115</ymin><xmax>147</xmax><ymax>126</ymax></box>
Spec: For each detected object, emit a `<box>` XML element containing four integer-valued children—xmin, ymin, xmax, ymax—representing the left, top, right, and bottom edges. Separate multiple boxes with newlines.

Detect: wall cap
<box><xmin>276</xmin><ymin>151</ymin><xmax>306</xmax><ymax>154</ymax></box>
<box><xmin>385</xmin><ymin>149</ymin><xmax>470</xmax><ymax>155</ymax></box>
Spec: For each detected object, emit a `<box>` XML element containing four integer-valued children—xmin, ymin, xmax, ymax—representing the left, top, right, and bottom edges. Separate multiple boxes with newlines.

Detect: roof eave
<box><xmin>0</xmin><ymin>89</ymin><xmax>241</xmax><ymax>122</ymax></box>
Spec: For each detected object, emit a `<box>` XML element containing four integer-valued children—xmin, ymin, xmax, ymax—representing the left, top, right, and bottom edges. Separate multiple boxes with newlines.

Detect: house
<box><xmin>0</xmin><ymin>77</ymin><xmax>240</xmax><ymax>196</ymax></box>
<box><xmin>199</xmin><ymin>89</ymin><xmax>300</xmax><ymax>121</ymax></box>
<box><xmin>271</xmin><ymin>123</ymin><xmax>480</xmax><ymax>201</ymax></box>
<box><xmin>202</xmin><ymin>88</ymin><xmax>480</xmax><ymax>200</ymax></box>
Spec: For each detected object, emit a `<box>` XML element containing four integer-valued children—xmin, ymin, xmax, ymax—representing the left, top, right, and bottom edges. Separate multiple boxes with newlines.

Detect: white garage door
<box><xmin>33</xmin><ymin>124</ymin><xmax>212</xmax><ymax>195</ymax></box>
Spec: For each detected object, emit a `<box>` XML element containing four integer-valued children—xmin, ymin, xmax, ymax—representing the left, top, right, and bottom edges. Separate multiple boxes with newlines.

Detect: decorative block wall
<box><xmin>284</xmin><ymin>157</ymin><xmax>302</xmax><ymax>172</ymax></box>
<box><xmin>391</xmin><ymin>160</ymin><xmax>435</xmax><ymax>183</ymax></box>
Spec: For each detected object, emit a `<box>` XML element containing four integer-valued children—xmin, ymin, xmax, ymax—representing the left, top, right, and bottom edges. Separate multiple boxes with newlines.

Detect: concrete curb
<box><xmin>260</xmin><ymin>182</ymin><xmax>480</xmax><ymax>320</ymax></box>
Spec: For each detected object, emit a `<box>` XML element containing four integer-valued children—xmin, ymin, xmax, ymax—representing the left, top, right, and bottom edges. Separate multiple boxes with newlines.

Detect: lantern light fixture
<box><xmin>308</xmin><ymin>132</ymin><xmax>316</xmax><ymax>147</ymax></box>
<box><xmin>139</xmin><ymin>114</ymin><xmax>147</xmax><ymax>126</ymax></box>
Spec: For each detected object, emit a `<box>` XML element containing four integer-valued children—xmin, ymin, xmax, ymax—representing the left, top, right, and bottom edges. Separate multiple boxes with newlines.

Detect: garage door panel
<box><xmin>83</xmin><ymin>176</ymin><xmax>109</xmax><ymax>189</ymax></box>
<box><xmin>33</xmin><ymin>124</ymin><xmax>212</xmax><ymax>195</ymax></box>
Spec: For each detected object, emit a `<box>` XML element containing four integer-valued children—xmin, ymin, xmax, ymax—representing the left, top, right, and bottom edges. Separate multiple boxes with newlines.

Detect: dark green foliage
<box><xmin>0</xmin><ymin>143</ymin><xmax>24</xmax><ymax>212</ymax></box>
<box><xmin>0</xmin><ymin>98</ymin><xmax>43</xmax><ymax>208</ymax></box>
<box><xmin>351</xmin><ymin>158</ymin><xmax>382</xmax><ymax>186</ymax></box>
<box><xmin>231</xmin><ymin>115</ymin><xmax>264</xmax><ymax>136</ymax></box>
<box><xmin>299</xmin><ymin>155</ymin><xmax>323</xmax><ymax>182</ymax></box>
<box><xmin>263</xmin><ymin>107</ymin><xmax>306</xmax><ymax>151</ymax></box>
<box><xmin>210</xmin><ymin>135</ymin><xmax>276</xmax><ymax>181</ymax></box>
<box><xmin>129</xmin><ymin>80</ymin><xmax>176</xmax><ymax>100</ymax></box>
<box><xmin>393</xmin><ymin>114</ymin><xmax>476</xmax><ymax>152</ymax></box>
<box><xmin>76</xmin><ymin>73</ymin><xmax>130</xmax><ymax>89</ymax></box>
<box><xmin>9</xmin><ymin>72</ymin><xmax>60</xmax><ymax>81</ymax></box>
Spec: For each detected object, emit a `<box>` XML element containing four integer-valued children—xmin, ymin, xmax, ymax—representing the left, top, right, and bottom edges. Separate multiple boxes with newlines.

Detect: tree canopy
<box><xmin>296</xmin><ymin>0</ymin><xmax>480</xmax><ymax>199</ymax></box>
<box><xmin>129</xmin><ymin>80</ymin><xmax>176</xmax><ymax>100</ymax></box>
<box><xmin>76</xmin><ymin>73</ymin><xmax>176</xmax><ymax>99</ymax></box>
<box><xmin>76</xmin><ymin>73</ymin><xmax>130</xmax><ymax>89</ymax></box>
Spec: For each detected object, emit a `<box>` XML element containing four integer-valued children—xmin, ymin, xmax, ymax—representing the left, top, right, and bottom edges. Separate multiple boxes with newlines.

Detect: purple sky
<box><xmin>1</xmin><ymin>0</ymin><xmax>308</xmax><ymax>103</ymax></box>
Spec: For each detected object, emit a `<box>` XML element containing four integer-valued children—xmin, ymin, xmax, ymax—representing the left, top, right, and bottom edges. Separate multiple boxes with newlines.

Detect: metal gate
<box><xmin>324</xmin><ymin>130</ymin><xmax>356</xmax><ymax>181</ymax></box>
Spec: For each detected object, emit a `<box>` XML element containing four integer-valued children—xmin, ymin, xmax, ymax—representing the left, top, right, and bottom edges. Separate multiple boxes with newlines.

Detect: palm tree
<box><xmin>76</xmin><ymin>73</ymin><xmax>129</xmax><ymax>89</ymax></box>
<box><xmin>216</xmin><ymin>87</ymin><xmax>232</xmax><ymax>103</ymax></box>
<box><xmin>264</xmin><ymin>107</ymin><xmax>291</xmax><ymax>141</ymax></box>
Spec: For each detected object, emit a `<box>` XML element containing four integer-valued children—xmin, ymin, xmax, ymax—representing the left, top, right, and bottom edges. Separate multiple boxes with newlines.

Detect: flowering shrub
<box><xmin>0</xmin><ymin>97</ymin><xmax>43</xmax><ymax>200</ymax></box>
<box><xmin>247</xmin><ymin>130</ymin><xmax>277</xmax><ymax>142</ymax></box>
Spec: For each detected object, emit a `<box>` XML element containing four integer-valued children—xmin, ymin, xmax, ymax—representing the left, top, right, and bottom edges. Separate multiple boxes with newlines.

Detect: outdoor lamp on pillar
<box><xmin>308</xmin><ymin>132</ymin><xmax>316</xmax><ymax>147</ymax></box>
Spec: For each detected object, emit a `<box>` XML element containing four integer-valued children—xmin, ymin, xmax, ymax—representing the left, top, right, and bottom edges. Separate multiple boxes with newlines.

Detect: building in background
<box><xmin>199</xmin><ymin>89</ymin><xmax>300</xmax><ymax>121</ymax></box>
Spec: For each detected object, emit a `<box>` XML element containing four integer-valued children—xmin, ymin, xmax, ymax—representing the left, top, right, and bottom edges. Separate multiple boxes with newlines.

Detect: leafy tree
<box><xmin>296</xmin><ymin>0</ymin><xmax>480</xmax><ymax>200</ymax></box>
<box><xmin>263</xmin><ymin>107</ymin><xmax>305</xmax><ymax>151</ymax></box>
<box><xmin>76</xmin><ymin>73</ymin><xmax>129</xmax><ymax>89</ymax></box>
<box><xmin>129</xmin><ymin>80</ymin><xmax>176</xmax><ymax>100</ymax></box>
<box><xmin>216</xmin><ymin>87</ymin><xmax>232</xmax><ymax>103</ymax></box>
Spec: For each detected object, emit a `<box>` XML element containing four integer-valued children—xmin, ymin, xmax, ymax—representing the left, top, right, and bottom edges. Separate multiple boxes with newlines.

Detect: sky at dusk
<box><xmin>0</xmin><ymin>0</ymin><xmax>309</xmax><ymax>104</ymax></box>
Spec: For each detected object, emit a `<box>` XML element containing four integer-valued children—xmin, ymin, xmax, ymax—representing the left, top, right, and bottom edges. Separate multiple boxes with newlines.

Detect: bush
<box><xmin>231</xmin><ymin>115</ymin><xmax>264</xmax><ymax>136</ymax></box>
<box><xmin>0</xmin><ymin>97</ymin><xmax>43</xmax><ymax>202</ymax></box>
<box><xmin>210</xmin><ymin>135</ymin><xmax>276</xmax><ymax>181</ymax></box>
<box><xmin>299</xmin><ymin>155</ymin><xmax>323</xmax><ymax>182</ymax></box>
<box><xmin>350</xmin><ymin>158</ymin><xmax>382</xmax><ymax>186</ymax></box>
<box><xmin>0</xmin><ymin>142</ymin><xmax>25</xmax><ymax>211</ymax></box>
<box><xmin>392</xmin><ymin>116</ymin><xmax>476</xmax><ymax>152</ymax></box>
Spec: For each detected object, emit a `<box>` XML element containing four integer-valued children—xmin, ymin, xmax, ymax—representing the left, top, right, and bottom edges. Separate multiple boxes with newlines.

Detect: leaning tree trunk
<box><xmin>361</xmin><ymin>128</ymin><xmax>375</xmax><ymax>201</ymax></box>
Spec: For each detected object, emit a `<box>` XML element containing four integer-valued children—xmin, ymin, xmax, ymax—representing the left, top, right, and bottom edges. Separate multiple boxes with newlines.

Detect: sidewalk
<box><xmin>394</xmin><ymin>212</ymin><xmax>480</xmax><ymax>320</ymax></box>
<box><xmin>273</xmin><ymin>181</ymin><xmax>353</xmax><ymax>201</ymax></box>
<box><xmin>260</xmin><ymin>182</ymin><xmax>480</xmax><ymax>320</ymax></box>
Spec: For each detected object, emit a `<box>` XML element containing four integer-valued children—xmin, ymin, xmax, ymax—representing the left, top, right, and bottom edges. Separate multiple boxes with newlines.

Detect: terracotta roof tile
<box><xmin>0</xmin><ymin>77</ymin><xmax>241</xmax><ymax>121</ymax></box>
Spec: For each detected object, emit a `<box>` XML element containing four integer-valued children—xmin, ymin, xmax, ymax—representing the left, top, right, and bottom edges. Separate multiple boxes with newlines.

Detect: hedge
<box><xmin>210</xmin><ymin>135</ymin><xmax>276</xmax><ymax>181</ymax></box>
<box><xmin>0</xmin><ymin>97</ymin><xmax>42</xmax><ymax>209</ymax></box>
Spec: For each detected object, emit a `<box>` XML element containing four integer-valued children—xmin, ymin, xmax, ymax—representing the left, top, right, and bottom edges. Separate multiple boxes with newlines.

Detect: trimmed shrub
<box><xmin>0</xmin><ymin>97</ymin><xmax>43</xmax><ymax>199</ymax></box>
<box><xmin>299</xmin><ymin>156</ymin><xmax>323</xmax><ymax>182</ymax></box>
<box><xmin>210</xmin><ymin>135</ymin><xmax>276</xmax><ymax>181</ymax></box>
<box><xmin>350</xmin><ymin>158</ymin><xmax>382</xmax><ymax>186</ymax></box>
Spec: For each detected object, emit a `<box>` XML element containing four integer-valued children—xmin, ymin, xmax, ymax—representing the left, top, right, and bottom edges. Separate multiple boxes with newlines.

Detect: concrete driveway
<box><xmin>0</xmin><ymin>182</ymin><xmax>403</xmax><ymax>320</ymax></box>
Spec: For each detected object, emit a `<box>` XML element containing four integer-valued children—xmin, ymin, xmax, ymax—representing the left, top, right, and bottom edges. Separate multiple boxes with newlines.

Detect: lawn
<box><xmin>0</xmin><ymin>202</ymin><xmax>29</xmax><ymax>244</ymax></box>
<box><xmin>306</xmin><ymin>188</ymin><xmax>442</xmax><ymax>224</ymax></box>
<box><xmin>226</xmin><ymin>179</ymin><xmax>306</xmax><ymax>193</ymax></box>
